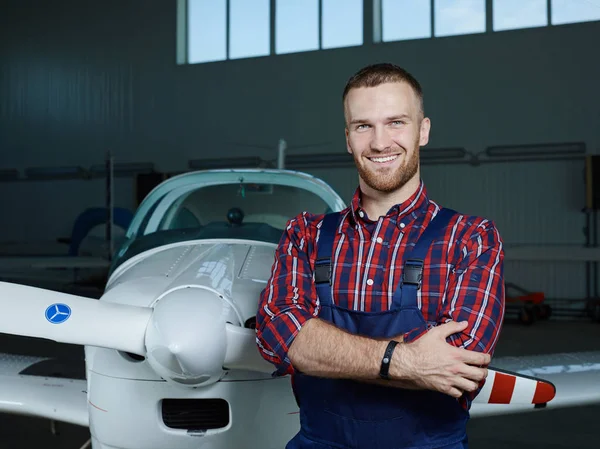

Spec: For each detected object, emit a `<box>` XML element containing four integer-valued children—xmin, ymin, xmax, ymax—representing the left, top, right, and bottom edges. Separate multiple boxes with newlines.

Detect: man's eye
<box><xmin>392</xmin><ymin>121</ymin><xmax>404</xmax><ymax>126</ymax></box>
<box><xmin>357</xmin><ymin>124</ymin><xmax>369</xmax><ymax>130</ymax></box>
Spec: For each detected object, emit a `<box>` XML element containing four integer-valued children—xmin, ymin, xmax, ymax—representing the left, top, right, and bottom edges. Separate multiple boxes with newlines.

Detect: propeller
<box><xmin>0</xmin><ymin>281</ymin><xmax>274</xmax><ymax>388</ymax></box>
<box><xmin>0</xmin><ymin>280</ymin><xmax>558</xmax><ymax>404</ymax></box>
<box><xmin>473</xmin><ymin>367</ymin><xmax>555</xmax><ymax>405</ymax></box>
<box><xmin>0</xmin><ymin>281</ymin><xmax>151</xmax><ymax>355</ymax></box>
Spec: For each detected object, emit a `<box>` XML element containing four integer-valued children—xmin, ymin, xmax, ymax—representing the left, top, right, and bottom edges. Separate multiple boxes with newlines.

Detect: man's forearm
<box><xmin>285</xmin><ymin>317</ymin><xmax>490</xmax><ymax>398</ymax></box>
<box><xmin>287</xmin><ymin>318</ymin><xmax>398</xmax><ymax>380</ymax></box>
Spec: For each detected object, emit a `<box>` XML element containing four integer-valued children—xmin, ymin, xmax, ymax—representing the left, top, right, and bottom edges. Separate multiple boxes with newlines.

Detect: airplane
<box><xmin>0</xmin><ymin>167</ymin><xmax>600</xmax><ymax>449</ymax></box>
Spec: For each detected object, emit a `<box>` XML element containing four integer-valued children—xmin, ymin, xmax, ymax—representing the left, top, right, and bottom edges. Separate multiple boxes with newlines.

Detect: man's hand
<box><xmin>391</xmin><ymin>321</ymin><xmax>490</xmax><ymax>398</ymax></box>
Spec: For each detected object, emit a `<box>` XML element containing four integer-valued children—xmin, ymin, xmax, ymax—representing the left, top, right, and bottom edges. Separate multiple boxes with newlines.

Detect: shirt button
<box><xmin>358</xmin><ymin>210</ymin><xmax>365</xmax><ymax>218</ymax></box>
<box><xmin>399</xmin><ymin>222</ymin><xmax>406</xmax><ymax>229</ymax></box>
<box><xmin>367</xmin><ymin>279</ymin><xmax>374</xmax><ymax>286</ymax></box>
<box><xmin>376</xmin><ymin>237</ymin><xmax>383</xmax><ymax>244</ymax></box>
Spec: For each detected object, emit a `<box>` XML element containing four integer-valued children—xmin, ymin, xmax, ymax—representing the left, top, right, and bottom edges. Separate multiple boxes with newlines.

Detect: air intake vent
<box><xmin>162</xmin><ymin>399</ymin><xmax>229</xmax><ymax>430</ymax></box>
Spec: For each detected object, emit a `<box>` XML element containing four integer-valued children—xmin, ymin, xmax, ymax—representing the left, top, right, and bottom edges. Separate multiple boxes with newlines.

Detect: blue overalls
<box><xmin>287</xmin><ymin>208</ymin><xmax>470</xmax><ymax>449</ymax></box>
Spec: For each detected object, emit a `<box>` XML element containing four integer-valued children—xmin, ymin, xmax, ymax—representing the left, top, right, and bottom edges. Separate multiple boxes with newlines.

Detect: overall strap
<box><xmin>393</xmin><ymin>208</ymin><xmax>457</xmax><ymax>308</ymax></box>
<box><xmin>314</xmin><ymin>212</ymin><xmax>342</xmax><ymax>307</ymax></box>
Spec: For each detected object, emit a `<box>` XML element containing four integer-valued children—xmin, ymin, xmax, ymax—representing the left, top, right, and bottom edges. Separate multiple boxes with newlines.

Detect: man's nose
<box><xmin>370</xmin><ymin>127</ymin><xmax>393</xmax><ymax>152</ymax></box>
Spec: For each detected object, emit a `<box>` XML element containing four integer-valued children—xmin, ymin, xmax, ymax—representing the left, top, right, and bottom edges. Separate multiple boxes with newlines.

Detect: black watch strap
<box><xmin>379</xmin><ymin>340</ymin><xmax>399</xmax><ymax>380</ymax></box>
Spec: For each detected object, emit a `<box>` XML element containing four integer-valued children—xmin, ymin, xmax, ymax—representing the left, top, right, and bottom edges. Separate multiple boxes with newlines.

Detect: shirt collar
<box><xmin>348</xmin><ymin>180</ymin><xmax>430</xmax><ymax>229</ymax></box>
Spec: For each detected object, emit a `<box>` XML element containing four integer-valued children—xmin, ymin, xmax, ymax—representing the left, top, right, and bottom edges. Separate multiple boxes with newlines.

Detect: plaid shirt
<box><xmin>256</xmin><ymin>181</ymin><xmax>505</xmax><ymax>404</ymax></box>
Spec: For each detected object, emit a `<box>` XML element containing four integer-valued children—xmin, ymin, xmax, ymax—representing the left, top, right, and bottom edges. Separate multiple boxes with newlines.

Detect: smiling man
<box><xmin>256</xmin><ymin>63</ymin><xmax>505</xmax><ymax>449</ymax></box>
<box><xmin>344</xmin><ymin>72</ymin><xmax>426</xmax><ymax>218</ymax></box>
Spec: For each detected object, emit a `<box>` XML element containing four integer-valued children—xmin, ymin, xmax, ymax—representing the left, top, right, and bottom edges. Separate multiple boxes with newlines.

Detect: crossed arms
<box><xmin>255</xmin><ymin>212</ymin><xmax>505</xmax><ymax>398</ymax></box>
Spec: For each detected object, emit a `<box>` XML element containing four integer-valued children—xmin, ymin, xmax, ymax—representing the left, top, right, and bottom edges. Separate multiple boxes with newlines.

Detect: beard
<box><xmin>353</xmin><ymin>139</ymin><xmax>420</xmax><ymax>194</ymax></box>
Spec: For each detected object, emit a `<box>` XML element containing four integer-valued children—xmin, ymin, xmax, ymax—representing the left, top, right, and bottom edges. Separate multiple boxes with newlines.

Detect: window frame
<box><xmin>177</xmin><ymin>0</ymin><xmax>600</xmax><ymax>66</ymax></box>
<box><xmin>178</xmin><ymin>0</ymin><xmax>366</xmax><ymax>64</ymax></box>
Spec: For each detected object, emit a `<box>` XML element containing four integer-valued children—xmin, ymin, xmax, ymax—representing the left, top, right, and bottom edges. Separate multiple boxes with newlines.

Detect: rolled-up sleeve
<box><xmin>439</xmin><ymin>219</ymin><xmax>505</xmax><ymax>405</ymax></box>
<box><xmin>256</xmin><ymin>212</ymin><xmax>320</xmax><ymax>376</ymax></box>
<box><xmin>442</xmin><ymin>219</ymin><xmax>505</xmax><ymax>354</ymax></box>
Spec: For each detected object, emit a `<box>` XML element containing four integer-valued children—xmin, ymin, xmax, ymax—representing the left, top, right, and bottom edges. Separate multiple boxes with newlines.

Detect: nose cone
<box><xmin>145</xmin><ymin>287</ymin><xmax>228</xmax><ymax>387</ymax></box>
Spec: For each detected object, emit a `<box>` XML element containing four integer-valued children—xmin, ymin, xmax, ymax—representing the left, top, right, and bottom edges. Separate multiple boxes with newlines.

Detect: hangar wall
<box><xmin>1</xmin><ymin>1</ymin><xmax>598</xmax><ymax>303</ymax></box>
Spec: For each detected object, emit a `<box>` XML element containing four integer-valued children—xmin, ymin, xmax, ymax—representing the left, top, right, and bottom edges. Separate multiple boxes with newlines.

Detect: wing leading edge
<box><xmin>0</xmin><ymin>353</ymin><xmax>88</xmax><ymax>427</ymax></box>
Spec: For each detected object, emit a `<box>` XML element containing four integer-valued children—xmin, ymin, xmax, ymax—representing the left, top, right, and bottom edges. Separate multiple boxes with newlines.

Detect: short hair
<box><xmin>342</xmin><ymin>63</ymin><xmax>424</xmax><ymax>117</ymax></box>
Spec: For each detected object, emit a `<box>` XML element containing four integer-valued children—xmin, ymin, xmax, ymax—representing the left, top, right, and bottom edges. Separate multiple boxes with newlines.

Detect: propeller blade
<box><xmin>473</xmin><ymin>367</ymin><xmax>556</xmax><ymax>405</ymax></box>
<box><xmin>0</xmin><ymin>281</ymin><xmax>152</xmax><ymax>355</ymax></box>
<box><xmin>224</xmin><ymin>324</ymin><xmax>274</xmax><ymax>373</ymax></box>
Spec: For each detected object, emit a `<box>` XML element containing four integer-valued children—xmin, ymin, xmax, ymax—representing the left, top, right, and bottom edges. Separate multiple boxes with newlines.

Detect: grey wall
<box><xmin>1</xmin><ymin>1</ymin><xmax>598</xmax><ymax>301</ymax></box>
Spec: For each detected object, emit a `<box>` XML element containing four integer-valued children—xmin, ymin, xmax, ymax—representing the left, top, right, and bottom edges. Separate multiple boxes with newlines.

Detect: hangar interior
<box><xmin>0</xmin><ymin>1</ymin><xmax>599</xmax><ymax>448</ymax></box>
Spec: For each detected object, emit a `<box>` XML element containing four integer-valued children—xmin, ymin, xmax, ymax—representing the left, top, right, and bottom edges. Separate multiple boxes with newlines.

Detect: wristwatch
<box><xmin>379</xmin><ymin>340</ymin><xmax>399</xmax><ymax>380</ymax></box>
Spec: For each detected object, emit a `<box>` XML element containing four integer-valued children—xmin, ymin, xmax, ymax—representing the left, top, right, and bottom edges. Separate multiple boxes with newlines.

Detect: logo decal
<box><xmin>45</xmin><ymin>303</ymin><xmax>71</xmax><ymax>324</ymax></box>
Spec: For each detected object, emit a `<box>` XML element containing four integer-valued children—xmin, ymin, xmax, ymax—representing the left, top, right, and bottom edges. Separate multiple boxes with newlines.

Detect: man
<box><xmin>256</xmin><ymin>63</ymin><xmax>505</xmax><ymax>449</ymax></box>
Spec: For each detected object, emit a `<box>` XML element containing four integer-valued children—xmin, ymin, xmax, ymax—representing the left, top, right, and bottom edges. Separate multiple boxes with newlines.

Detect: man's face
<box><xmin>344</xmin><ymin>82</ymin><xmax>430</xmax><ymax>194</ymax></box>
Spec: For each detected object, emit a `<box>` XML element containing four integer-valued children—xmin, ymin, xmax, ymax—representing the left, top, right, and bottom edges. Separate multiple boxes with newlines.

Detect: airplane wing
<box><xmin>0</xmin><ymin>353</ymin><xmax>88</xmax><ymax>427</ymax></box>
<box><xmin>471</xmin><ymin>351</ymin><xmax>600</xmax><ymax>417</ymax></box>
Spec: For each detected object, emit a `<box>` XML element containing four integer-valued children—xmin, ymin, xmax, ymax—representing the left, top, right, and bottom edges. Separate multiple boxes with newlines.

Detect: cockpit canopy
<box><xmin>111</xmin><ymin>169</ymin><xmax>347</xmax><ymax>272</ymax></box>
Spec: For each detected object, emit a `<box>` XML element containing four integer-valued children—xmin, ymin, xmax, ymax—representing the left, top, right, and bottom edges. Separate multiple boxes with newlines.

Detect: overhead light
<box><xmin>486</xmin><ymin>142</ymin><xmax>585</xmax><ymax>158</ymax></box>
<box><xmin>420</xmin><ymin>147</ymin><xmax>467</xmax><ymax>160</ymax></box>
<box><xmin>0</xmin><ymin>169</ymin><xmax>20</xmax><ymax>181</ymax></box>
<box><xmin>25</xmin><ymin>166</ymin><xmax>86</xmax><ymax>180</ymax></box>
<box><xmin>285</xmin><ymin>148</ymin><xmax>469</xmax><ymax>169</ymax></box>
<box><xmin>90</xmin><ymin>162</ymin><xmax>155</xmax><ymax>176</ymax></box>
<box><xmin>285</xmin><ymin>153</ymin><xmax>354</xmax><ymax>169</ymax></box>
<box><xmin>188</xmin><ymin>156</ymin><xmax>264</xmax><ymax>170</ymax></box>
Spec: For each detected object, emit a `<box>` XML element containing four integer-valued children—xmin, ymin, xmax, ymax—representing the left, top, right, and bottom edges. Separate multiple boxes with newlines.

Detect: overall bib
<box><xmin>287</xmin><ymin>208</ymin><xmax>470</xmax><ymax>449</ymax></box>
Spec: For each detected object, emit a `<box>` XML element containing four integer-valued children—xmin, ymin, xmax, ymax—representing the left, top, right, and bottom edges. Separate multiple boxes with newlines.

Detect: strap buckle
<box><xmin>402</xmin><ymin>259</ymin><xmax>423</xmax><ymax>289</ymax></box>
<box><xmin>314</xmin><ymin>259</ymin><xmax>331</xmax><ymax>285</ymax></box>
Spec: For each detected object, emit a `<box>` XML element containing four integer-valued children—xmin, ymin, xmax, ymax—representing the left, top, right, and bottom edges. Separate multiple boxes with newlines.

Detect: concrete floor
<box><xmin>1</xmin><ymin>318</ymin><xmax>599</xmax><ymax>449</ymax></box>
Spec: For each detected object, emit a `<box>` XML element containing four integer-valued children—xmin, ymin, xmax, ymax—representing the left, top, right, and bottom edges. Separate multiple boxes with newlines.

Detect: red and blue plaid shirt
<box><xmin>256</xmin><ymin>181</ymin><xmax>505</xmax><ymax>397</ymax></box>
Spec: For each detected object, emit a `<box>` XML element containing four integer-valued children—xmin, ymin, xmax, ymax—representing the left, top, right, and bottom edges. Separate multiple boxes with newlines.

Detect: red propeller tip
<box><xmin>532</xmin><ymin>381</ymin><xmax>556</xmax><ymax>404</ymax></box>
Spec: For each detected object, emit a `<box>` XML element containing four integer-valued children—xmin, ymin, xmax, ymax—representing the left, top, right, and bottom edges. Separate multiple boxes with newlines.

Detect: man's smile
<box><xmin>367</xmin><ymin>154</ymin><xmax>400</xmax><ymax>165</ymax></box>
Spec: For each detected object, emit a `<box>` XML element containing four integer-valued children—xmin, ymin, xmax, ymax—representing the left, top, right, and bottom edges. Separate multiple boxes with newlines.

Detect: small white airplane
<box><xmin>1</xmin><ymin>168</ymin><xmax>600</xmax><ymax>449</ymax></box>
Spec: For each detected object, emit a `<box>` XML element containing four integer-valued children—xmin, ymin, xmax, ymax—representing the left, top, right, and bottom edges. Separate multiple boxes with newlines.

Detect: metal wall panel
<box><xmin>0</xmin><ymin>1</ymin><xmax>597</xmax><ymax>308</ymax></box>
<box><xmin>420</xmin><ymin>159</ymin><xmax>586</xmax><ymax>246</ymax></box>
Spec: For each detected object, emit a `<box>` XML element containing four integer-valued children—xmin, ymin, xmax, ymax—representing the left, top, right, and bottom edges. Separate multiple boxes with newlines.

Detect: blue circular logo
<box><xmin>45</xmin><ymin>303</ymin><xmax>71</xmax><ymax>324</ymax></box>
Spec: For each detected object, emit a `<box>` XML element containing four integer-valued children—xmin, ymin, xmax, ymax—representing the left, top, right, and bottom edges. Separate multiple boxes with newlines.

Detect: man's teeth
<box><xmin>370</xmin><ymin>155</ymin><xmax>398</xmax><ymax>163</ymax></box>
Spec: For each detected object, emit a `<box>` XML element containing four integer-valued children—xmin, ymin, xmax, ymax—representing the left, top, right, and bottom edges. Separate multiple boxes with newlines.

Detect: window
<box><xmin>382</xmin><ymin>0</ymin><xmax>432</xmax><ymax>42</ymax></box>
<box><xmin>183</xmin><ymin>0</ymin><xmax>363</xmax><ymax>64</ymax></box>
<box><xmin>229</xmin><ymin>0</ymin><xmax>270</xmax><ymax>59</ymax></box>
<box><xmin>434</xmin><ymin>0</ymin><xmax>486</xmax><ymax>37</ymax></box>
<box><xmin>275</xmin><ymin>0</ymin><xmax>320</xmax><ymax>54</ymax></box>
<box><xmin>187</xmin><ymin>0</ymin><xmax>269</xmax><ymax>63</ymax></box>
<box><xmin>187</xmin><ymin>0</ymin><xmax>227</xmax><ymax>64</ymax></box>
<box><xmin>551</xmin><ymin>0</ymin><xmax>600</xmax><ymax>25</ymax></box>
<box><xmin>493</xmin><ymin>0</ymin><xmax>548</xmax><ymax>31</ymax></box>
<box><xmin>322</xmin><ymin>0</ymin><xmax>364</xmax><ymax>49</ymax></box>
<box><xmin>181</xmin><ymin>0</ymin><xmax>600</xmax><ymax>66</ymax></box>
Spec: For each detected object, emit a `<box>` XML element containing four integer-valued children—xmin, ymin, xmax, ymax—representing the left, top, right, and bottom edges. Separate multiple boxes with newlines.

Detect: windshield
<box><xmin>166</xmin><ymin>183</ymin><xmax>330</xmax><ymax>231</ymax></box>
<box><xmin>110</xmin><ymin>169</ymin><xmax>346</xmax><ymax>274</ymax></box>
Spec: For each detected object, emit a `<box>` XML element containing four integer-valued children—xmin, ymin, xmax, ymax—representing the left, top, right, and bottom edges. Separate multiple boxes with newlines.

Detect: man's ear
<box><xmin>419</xmin><ymin>118</ymin><xmax>431</xmax><ymax>146</ymax></box>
